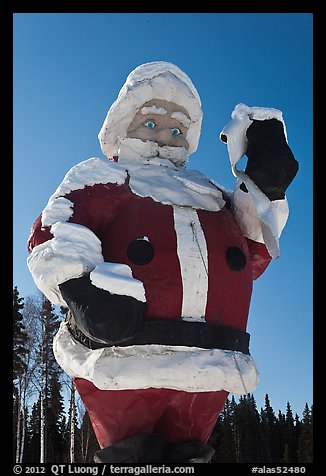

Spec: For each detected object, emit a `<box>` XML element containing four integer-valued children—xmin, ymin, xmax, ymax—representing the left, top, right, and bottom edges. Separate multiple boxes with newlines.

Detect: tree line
<box><xmin>209</xmin><ymin>394</ymin><xmax>312</xmax><ymax>463</ymax></box>
<box><xmin>13</xmin><ymin>286</ymin><xmax>313</xmax><ymax>463</ymax></box>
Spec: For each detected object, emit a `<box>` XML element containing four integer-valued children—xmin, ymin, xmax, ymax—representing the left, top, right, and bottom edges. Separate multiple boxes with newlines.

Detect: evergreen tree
<box><xmin>234</xmin><ymin>394</ymin><xmax>269</xmax><ymax>462</ymax></box>
<box><xmin>275</xmin><ymin>410</ymin><xmax>286</xmax><ymax>461</ymax></box>
<box><xmin>13</xmin><ymin>287</ymin><xmax>28</xmax><ymax>379</ymax></box>
<box><xmin>298</xmin><ymin>403</ymin><xmax>313</xmax><ymax>463</ymax></box>
<box><xmin>31</xmin><ymin>296</ymin><xmax>66</xmax><ymax>462</ymax></box>
<box><xmin>294</xmin><ymin>413</ymin><xmax>302</xmax><ymax>461</ymax></box>
<box><xmin>57</xmin><ymin>416</ymin><xmax>69</xmax><ymax>462</ymax></box>
<box><xmin>13</xmin><ymin>286</ymin><xmax>27</xmax><ymax>461</ymax></box>
<box><xmin>260</xmin><ymin>394</ymin><xmax>279</xmax><ymax>462</ymax></box>
<box><xmin>281</xmin><ymin>402</ymin><xmax>297</xmax><ymax>463</ymax></box>
<box><xmin>13</xmin><ymin>286</ymin><xmax>32</xmax><ymax>463</ymax></box>
<box><xmin>211</xmin><ymin>397</ymin><xmax>237</xmax><ymax>462</ymax></box>
<box><xmin>25</xmin><ymin>400</ymin><xmax>41</xmax><ymax>463</ymax></box>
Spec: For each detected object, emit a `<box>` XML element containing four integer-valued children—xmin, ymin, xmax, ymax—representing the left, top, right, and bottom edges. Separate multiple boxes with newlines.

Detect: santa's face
<box><xmin>127</xmin><ymin>99</ymin><xmax>190</xmax><ymax>150</ymax></box>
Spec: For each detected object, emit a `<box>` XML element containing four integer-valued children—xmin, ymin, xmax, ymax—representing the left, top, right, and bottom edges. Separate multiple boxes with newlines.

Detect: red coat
<box><xmin>28</xmin><ymin>162</ymin><xmax>271</xmax><ymax>333</ymax></box>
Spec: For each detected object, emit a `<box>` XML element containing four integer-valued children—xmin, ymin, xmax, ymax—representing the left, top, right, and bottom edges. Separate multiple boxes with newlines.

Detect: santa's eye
<box><xmin>171</xmin><ymin>127</ymin><xmax>181</xmax><ymax>136</ymax></box>
<box><xmin>144</xmin><ymin>120</ymin><xmax>156</xmax><ymax>129</ymax></box>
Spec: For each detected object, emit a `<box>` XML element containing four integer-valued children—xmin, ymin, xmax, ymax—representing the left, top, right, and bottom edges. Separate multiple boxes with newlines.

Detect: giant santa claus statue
<box><xmin>27</xmin><ymin>61</ymin><xmax>298</xmax><ymax>463</ymax></box>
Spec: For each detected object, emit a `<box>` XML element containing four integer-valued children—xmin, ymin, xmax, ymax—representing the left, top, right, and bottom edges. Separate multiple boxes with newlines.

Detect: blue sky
<box><xmin>13</xmin><ymin>13</ymin><xmax>313</xmax><ymax>418</ymax></box>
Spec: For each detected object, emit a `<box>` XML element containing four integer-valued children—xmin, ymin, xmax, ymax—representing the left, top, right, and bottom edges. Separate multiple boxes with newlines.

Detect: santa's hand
<box><xmin>244</xmin><ymin>118</ymin><xmax>298</xmax><ymax>200</ymax></box>
<box><xmin>220</xmin><ymin>103</ymin><xmax>298</xmax><ymax>201</ymax></box>
<box><xmin>59</xmin><ymin>263</ymin><xmax>147</xmax><ymax>345</ymax></box>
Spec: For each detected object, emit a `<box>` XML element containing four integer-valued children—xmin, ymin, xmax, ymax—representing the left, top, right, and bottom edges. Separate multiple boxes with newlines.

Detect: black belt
<box><xmin>67</xmin><ymin>318</ymin><xmax>250</xmax><ymax>355</ymax></box>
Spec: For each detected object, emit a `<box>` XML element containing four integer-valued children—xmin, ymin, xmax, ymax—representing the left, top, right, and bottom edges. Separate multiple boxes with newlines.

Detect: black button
<box><xmin>127</xmin><ymin>239</ymin><xmax>154</xmax><ymax>265</ymax></box>
<box><xmin>226</xmin><ymin>246</ymin><xmax>246</xmax><ymax>271</ymax></box>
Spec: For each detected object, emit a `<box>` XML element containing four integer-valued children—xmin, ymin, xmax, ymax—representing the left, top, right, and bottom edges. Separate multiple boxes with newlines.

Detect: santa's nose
<box><xmin>155</xmin><ymin>128</ymin><xmax>175</xmax><ymax>146</ymax></box>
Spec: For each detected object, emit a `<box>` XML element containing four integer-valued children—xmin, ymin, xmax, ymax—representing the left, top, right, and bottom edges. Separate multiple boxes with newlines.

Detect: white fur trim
<box><xmin>90</xmin><ymin>262</ymin><xmax>146</xmax><ymax>303</ymax></box>
<box><xmin>53</xmin><ymin>321</ymin><xmax>259</xmax><ymax>395</ymax></box>
<box><xmin>98</xmin><ymin>62</ymin><xmax>202</xmax><ymax>158</ymax></box>
<box><xmin>42</xmin><ymin>197</ymin><xmax>74</xmax><ymax>228</ymax></box>
<box><xmin>41</xmin><ymin>158</ymin><xmax>127</xmax><ymax>227</ymax></box>
<box><xmin>27</xmin><ymin>222</ymin><xmax>104</xmax><ymax>305</ymax></box>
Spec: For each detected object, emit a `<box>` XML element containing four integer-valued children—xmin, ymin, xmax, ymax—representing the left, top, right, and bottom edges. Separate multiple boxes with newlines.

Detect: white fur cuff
<box><xmin>27</xmin><ymin>222</ymin><xmax>104</xmax><ymax>305</ymax></box>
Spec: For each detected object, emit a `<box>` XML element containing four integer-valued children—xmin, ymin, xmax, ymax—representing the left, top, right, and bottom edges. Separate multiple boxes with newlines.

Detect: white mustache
<box><xmin>117</xmin><ymin>138</ymin><xmax>189</xmax><ymax>167</ymax></box>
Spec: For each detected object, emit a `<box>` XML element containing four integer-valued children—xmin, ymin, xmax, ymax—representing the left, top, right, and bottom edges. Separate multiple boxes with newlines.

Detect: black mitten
<box><xmin>59</xmin><ymin>274</ymin><xmax>146</xmax><ymax>345</ymax></box>
<box><xmin>244</xmin><ymin>118</ymin><xmax>298</xmax><ymax>201</ymax></box>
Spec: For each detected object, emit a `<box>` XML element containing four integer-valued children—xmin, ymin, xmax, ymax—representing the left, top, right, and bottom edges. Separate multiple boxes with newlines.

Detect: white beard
<box><xmin>110</xmin><ymin>137</ymin><xmax>225</xmax><ymax>212</ymax></box>
<box><xmin>117</xmin><ymin>137</ymin><xmax>189</xmax><ymax>167</ymax></box>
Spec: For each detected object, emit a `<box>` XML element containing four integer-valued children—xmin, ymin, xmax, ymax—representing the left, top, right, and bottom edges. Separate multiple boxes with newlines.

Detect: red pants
<box><xmin>74</xmin><ymin>377</ymin><xmax>228</xmax><ymax>449</ymax></box>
